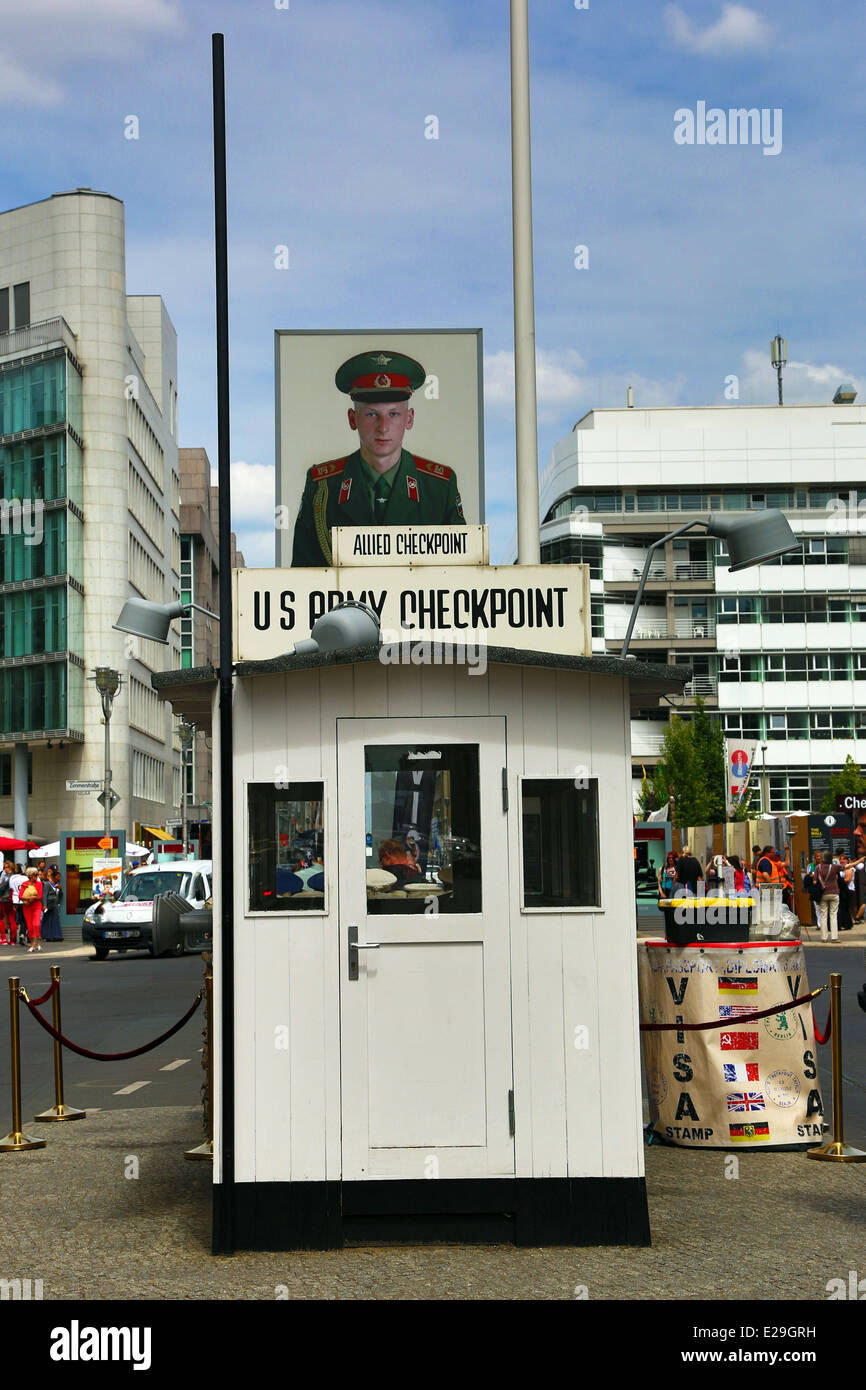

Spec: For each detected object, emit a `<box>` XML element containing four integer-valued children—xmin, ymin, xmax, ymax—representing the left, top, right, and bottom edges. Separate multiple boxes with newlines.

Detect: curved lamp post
<box><xmin>620</xmin><ymin>508</ymin><xmax>799</xmax><ymax>659</ymax></box>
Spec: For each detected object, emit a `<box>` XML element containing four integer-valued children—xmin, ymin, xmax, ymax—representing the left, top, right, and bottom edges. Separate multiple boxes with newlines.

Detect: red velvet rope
<box><xmin>28</xmin><ymin>978</ymin><xmax>59</xmax><ymax>1008</ymax></box>
<box><xmin>812</xmin><ymin>1009</ymin><xmax>831</xmax><ymax>1045</ymax></box>
<box><xmin>22</xmin><ymin>990</ymin><xmax>202</xmax><ymax>1060</ymax></box>
<box><xmin>640</xmin><ymin>989</ymin><xmax>822</xmax><ymax>1033</ymax></box>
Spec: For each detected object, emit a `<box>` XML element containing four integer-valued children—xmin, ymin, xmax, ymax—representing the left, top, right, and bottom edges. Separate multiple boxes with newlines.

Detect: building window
<box><xmin>0</xmin><ymin>752</ymin><xmax>10</xmax><ymax>797</ymax></box>
<box><xmin>12</xmin><ymin>282</ymin><xmax>29</xmax><ymax>329</ymax></box>
<box><xmin>591</xmin><ymin>594</ymin><xmax>604</xmax><ymax>637</ymax></box>
<box><xmin>521</xmin><ymin>777</ymin><xmax>600</xmax><ymax>909</ymax></box>
<box><xmin>541</xmin><ymin>535</ymin><xmax>602</xmax><ymax>578</ymax></box>
<box><xmin>248</xmin><ymin>782</ymin><xmax>325</xmax><ymax>913</ymax></box>
<box><xmin>0</xmin><ymin>289</ymin><xmax>8</xmax><ymax>336</ymax></box>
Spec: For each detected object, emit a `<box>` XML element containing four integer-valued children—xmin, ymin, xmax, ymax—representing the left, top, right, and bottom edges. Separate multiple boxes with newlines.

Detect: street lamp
<box><xmin>114</xmin><ymin>596</ymin><xmax>219</xmax><ymax>646</ymax></box>
<box><xmin>620</xmin><ymin>509</ymin><xmax>798</xmax><ymax>658</ymax></box>
<box><xmin>177</xmin><ymin>721</ymin><xmax>196</xmax><ymax>856</ymax></box>
<box><xmin>760</xmin><ymin>741</ymin><xmax>769</xmax><ymax>815</ymax></box>
<box><xmin>90</xmin><ymin>667</ymin><xmax>121</xmax><ymax>840</ymax></box>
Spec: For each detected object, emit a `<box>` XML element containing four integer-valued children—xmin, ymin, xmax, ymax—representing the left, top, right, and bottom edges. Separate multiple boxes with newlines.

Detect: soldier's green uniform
<box><xmin>290</xmin><ymin>349</ymin><xmax>466</xmax><ymax>567</ymax></box>
<box><xmin>291</xmin><ymin>448</ymin><xmax>464</xmax><ymax>566</ymax></box>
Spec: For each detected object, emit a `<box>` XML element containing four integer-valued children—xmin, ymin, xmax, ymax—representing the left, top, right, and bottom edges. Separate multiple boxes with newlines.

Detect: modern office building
<box><xmin>538</xmin><ymin>401</ymin><xmax>866</xmax><ymax>812</ymax></box>
<box><xmin>168</xmin><ymin>446</ymin><xmax>245</xmax><ymax>854</ymax></box>
<box><xmin>0</xmin><ymin>188</ymin><xmax>184</xmax><ymax>839</ymax></box>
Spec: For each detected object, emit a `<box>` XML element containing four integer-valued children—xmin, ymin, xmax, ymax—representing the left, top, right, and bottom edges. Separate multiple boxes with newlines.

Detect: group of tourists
<box><xmin>0</xmin><ymin>860</ymin><xmax>64</xmax><ymax>951</ymax></box>
<box><xmin>803</xmin><ymin>850</ymin><xmax>866</xmax><ymax>942</ymax></box>
<box><xmin>657</xmin><ymin>840</ymin><xmax>866</xmax><ymax>943</ymax></box>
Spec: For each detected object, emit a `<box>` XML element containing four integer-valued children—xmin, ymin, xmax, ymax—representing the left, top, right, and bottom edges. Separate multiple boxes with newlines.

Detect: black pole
<box><xmin>212</xmin><ymin>31</ymin><xmax>235</xmax><ymax>1255</ymax></box>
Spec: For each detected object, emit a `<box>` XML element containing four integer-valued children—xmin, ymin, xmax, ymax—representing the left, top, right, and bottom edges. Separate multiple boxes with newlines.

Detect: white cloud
<box><xmin>0</xmin><ymin>51</ymin><xmax>64</xmax><ymax>106</ymax></box>
<box><xmin>485</xmin><ymin>349</ymin><xmax>684</xmax><ymax>419</ymax></box>
<box><xmin>485</xmin><ymin>349</ymin><xmax>587</xmax><ymax>409</ymax></box>
<box><xmin>736</xmin><ymin>347</ymin><xmax>863</xmax><ymax>405</ymax></box>
<box><xmin>665</xmin><ymin>3</ymin><xmax>774</xmax><ymax>54</ymax></box>
<box><xmin>0</xmin><ymin>0</ymin><xmax>184</xmax><ymax>104</ymax></box>
<box><xmin>211</xmin><ymin>459</ymin><xmax>275</xmax><ymax>523</ymax></box>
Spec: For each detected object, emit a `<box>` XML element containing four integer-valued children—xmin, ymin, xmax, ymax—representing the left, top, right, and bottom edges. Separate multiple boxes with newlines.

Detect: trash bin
<box><xmin>657</xmin><ymin>896</ymin><xmax>755</xmax><ymax>945</ymax></box>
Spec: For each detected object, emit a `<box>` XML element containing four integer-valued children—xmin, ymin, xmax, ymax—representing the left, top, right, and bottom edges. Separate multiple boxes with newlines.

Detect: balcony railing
<box><xmin>604</xmin><ymin>563</ymin><xmax>667</xmax><ymax>582</ymax></box>
<box><xmin>673</xmin><ymin>616</ymin><xmax>716</xmax><ymax>638</ymax></box>
<box><xmin>0</xmin><ymin>316</ymin><xmax>78</xmax><ymax>361</ymax></box>
<box><xmin>604</xmin><ymin>560</ymin><xmax>713</xmax><ymax>582</ymax></box>
<box><xmin>672</xmin><ymin>561</ymin><xmax>713</xmax><ymax>580</ymax></box>
<box><xmin>682</xmin><ymin>675</ymin><xmax>718</xmax><ymax>696</ymax></box>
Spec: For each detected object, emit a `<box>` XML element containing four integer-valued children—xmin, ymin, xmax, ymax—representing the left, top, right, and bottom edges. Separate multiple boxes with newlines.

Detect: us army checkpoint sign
<box><xmin>234</xmin><ymin>564</ymin><xmax>591</xmax><ymax>661</ymax></box>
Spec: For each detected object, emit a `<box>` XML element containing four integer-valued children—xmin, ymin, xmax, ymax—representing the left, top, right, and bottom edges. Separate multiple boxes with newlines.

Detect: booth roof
<box><xmin>151</xmin><ymin>646</ymin><xmax>689</xmax><ymax>733</ymax></box>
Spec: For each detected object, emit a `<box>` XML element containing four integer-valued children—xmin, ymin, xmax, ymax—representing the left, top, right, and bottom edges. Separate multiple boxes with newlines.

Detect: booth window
<box><xmin>248</xmin><ymin>782</ymin><xmax>325</xmax><ymax>912</ymax></box>
<box><xmin>365</xmin><ymin>744</ymin><xmax>482</xmax><ymax>915</ymax></box>
<box><xmin>521</xmin><ymin>778</ymin><xmax>600</xmax><ymax>909</ymax></box>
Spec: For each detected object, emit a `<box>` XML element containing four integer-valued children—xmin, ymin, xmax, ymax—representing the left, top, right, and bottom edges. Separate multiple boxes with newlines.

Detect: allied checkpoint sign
<box><xmin>234</xmin><ymin>556</ymin><xmax>591</xmax><ymax>661</ymax></box>
<box><xmin>638</xmin><ymin>942</ymin><xmax>825</xmax><ymax>1149</ymax></box>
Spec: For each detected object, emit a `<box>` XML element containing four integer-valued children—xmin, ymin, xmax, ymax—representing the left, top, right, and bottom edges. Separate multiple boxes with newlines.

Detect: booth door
<box><xmin>337</xmin><ymin>716</ymin><xmax>515</xmax><ymax>1180</ymax></box>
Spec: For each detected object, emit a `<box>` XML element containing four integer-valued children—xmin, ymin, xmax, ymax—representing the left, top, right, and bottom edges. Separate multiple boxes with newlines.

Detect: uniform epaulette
<box><xmin>310</xmin><ymin>457</ymin><xmax>347</xmax><ymax>481</ymax></box>
<box><xmin>413</xmin><ymin>457</ymin><xmax>452</xmax><ymax>482</ymax></box>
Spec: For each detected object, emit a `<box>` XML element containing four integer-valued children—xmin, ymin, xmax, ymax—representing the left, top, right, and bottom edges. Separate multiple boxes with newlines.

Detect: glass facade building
<box><xmin>0</xmin><ymin>320</ymin><xmax>86</xmax><ymax>739</ymax></box>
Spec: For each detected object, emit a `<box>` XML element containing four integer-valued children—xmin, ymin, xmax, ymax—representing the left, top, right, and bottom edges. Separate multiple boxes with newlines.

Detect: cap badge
<box><xmin>372</xmin><ymin>354</ymin><xmax>392</xmax><ymax>366</ymax></box>
<box><xmin>374</xmin><ymin>374</ymin><xmax>391</xmax><ymax>388</ymax></box>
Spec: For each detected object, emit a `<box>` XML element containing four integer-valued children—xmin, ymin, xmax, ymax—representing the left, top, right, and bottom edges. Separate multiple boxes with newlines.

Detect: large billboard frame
<box><xmin>275</xmin><ymin>328</ymin><xmax>485</xmax><ymax>567</ymax></box>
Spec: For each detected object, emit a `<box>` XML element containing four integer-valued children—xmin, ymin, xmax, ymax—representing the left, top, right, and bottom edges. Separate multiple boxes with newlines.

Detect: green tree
<box><xmin>653</xmin><ymin>714</ymin><xmax>710</xmax><ymax>828</ymax></box>
<box><xmin>691</xmin><ymin>696</ymin><xmax>727</xmax><ymax>824</ymax></box>
<box><xmin>820</xmin><ymin>754</ymin><xmax>865</xmax><ymax>814</ymax></box>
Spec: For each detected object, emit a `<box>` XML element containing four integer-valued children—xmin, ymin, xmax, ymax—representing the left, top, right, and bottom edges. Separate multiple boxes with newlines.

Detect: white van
<box><xmin>82</xmin><ymin>859</ymin><xmax>213</xmax><ymax>959</ymax></box>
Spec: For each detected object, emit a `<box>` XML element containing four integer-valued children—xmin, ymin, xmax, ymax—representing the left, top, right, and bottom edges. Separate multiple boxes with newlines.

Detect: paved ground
<box><xmin>2</xmin><ymin>934</ymin><xmax>863</xmax><ymax>1303</ymax></box>
<box><xmin>2</xmin><ymin>1103</ymin><xmax>865</xmax><ymax>1300</ymax></box>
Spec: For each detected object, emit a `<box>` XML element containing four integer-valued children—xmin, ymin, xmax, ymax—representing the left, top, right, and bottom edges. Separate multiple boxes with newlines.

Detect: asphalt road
<box><xmin>0</xmin><ymin>949</ymin><xmax>206</xmax><ymax>1128</ymax></box>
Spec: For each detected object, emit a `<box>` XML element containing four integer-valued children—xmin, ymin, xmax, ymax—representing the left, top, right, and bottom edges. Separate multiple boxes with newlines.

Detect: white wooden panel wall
<box><xmin>229</xmin><ymin>659</ymin><xmax>643</xmax><ymax>1186</ymax></box>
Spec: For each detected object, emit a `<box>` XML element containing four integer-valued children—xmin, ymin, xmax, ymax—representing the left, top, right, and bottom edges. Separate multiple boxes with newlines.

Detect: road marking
<box><xmin>114</xmin><ymin>1081</ymin><xmax>150</xmax><ymax>1095</ymax></box>
<box><xmin>160</xmin><ymin>1058</ymin><xmax>190</xmax><ymax>1071</ymax></box>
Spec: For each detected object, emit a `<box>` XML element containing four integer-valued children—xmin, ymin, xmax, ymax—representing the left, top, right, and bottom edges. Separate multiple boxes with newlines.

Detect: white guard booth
<box><xmin>153</xmin><ymin>539</ymin><xmax>687</xmax><ymax>1250</ymax></box>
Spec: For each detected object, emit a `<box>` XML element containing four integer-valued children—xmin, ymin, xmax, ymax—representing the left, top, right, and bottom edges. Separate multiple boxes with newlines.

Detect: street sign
<box><xmin>96</xmin><ymin>790</ymin><xmax>121</xmax><ymax>810</ymax></box>
<box><xmin>97</xmin><ymin>837</ymin><xmax>113</xmax><ymax>851</ymax></box>
<box><xmin>66</xmin><ymin>780</ymin><xmax>102</xmax><ymax>792</ymax></box>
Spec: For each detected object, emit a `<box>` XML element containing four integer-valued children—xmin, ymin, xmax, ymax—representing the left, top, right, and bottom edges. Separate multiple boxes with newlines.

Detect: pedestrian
<box><xmin>9</xmin><ymin>862</ymin><xmax>29</xmax><ymax>945</ymax></box>
<box><xmin>727</xmin><ymin>855</ymin><xmax>751</xmax><ymax>895</ymax></box>
<box><xmin>20</xmin><ymin>866</ymin><xmax>43</xmax><ymax>952</ymax></box>
<box><xmin>40</xmin><ymin>866</ymin><xmax>63</xmax><ymax>942</ymax></box>
<box><xmin>0</xmin><ymin>859</ymin><xmax>15</xmax><ymax>945</ymax></box>
<box><xmin>657</xmin><ymin>851</ymin><xmax>677</xmax><ymax>900</ymax></box>
<box><xmin>812</xmin><ymin>851</ymin><xmax>842</xmax><ymax>943</ymax></box>
<box><xmin>674</xmin><ymin>844</ymin><xmax>703</xmax><ymax>897</ymax></box>
<box><xmin>837</xmin><ymin>853</ymin><xmax>854</xmax><ymax>931</ymax></box>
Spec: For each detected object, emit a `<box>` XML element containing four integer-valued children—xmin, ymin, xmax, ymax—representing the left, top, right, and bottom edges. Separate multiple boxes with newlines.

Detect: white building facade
<box><xmin>0</xmin><ymin>189</ymin><xmax>183</xmax><ymax>838</ymax></box>
<box><xmin>538</xmin><ymin>403</ymin><xmax>866</xmax><ymax>812</ymax></box>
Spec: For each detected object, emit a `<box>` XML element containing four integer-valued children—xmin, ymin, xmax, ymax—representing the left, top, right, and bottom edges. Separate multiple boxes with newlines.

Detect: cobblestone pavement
<box><xmin>4</xmin><ymin>1105</ymin><xmax>864</xmax><ymax>1300</ymax></box>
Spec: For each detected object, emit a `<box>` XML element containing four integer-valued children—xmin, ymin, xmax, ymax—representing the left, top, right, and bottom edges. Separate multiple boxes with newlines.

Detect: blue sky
<box><xmin>2</xmin><ymin>0</ymin><xmax>864</xmax><ymax>563</ymax></box>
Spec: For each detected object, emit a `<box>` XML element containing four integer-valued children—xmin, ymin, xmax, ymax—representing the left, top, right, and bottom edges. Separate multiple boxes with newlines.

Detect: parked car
<box><xmin>82</xmin><ymin>860</ymin><xmax>213</xmax><ymax>959</ymax></box>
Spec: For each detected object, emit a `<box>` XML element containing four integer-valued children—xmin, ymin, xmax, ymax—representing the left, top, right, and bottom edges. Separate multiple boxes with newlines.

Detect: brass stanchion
<box><xmin>808</xmin><ymin>972</ymin><xmax>866</xmax><ymax>1162</ymax></box>
<box><xmin>185</xmin><ymin>955</ymin><xmax>213</xmax><ymax>1161</ymax></box>
<box><xmin>0</xmin><ymin>978</ymin><xmax>46</xmax><ymax>1152</ymax></box>
<box><xmin>34</xmin><ymin>967</ymin><xmax>86</xmax><ymax>1122</ymax></box>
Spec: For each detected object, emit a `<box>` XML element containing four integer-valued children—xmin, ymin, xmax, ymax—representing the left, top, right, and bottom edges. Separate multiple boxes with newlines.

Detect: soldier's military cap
<box><xmin>335</xmin><ymin>351</ymin><xmax>426</xmax><ymax>402</ymax></box>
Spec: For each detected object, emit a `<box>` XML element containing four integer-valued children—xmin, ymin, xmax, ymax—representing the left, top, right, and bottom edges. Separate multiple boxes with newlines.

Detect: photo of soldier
<box><xmin>291</xmin><ymin>350</ymin><xmax>465</xmax><ymax>566</ymax></box>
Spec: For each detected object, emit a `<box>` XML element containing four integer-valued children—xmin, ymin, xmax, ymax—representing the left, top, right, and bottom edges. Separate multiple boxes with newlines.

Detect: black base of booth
<box><xmin>212</xmin><ymin>1177</ymin><xmax>651</xmax><ymax>1252</ymax></box>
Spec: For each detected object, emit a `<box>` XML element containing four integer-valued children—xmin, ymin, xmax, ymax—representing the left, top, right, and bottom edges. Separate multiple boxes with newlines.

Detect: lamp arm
<box><xmin>186</xmin><ymin>602</ymin><xmax>221</xmax><ymax>622</ymax></box>
<box><xmin>620</xmin><ymin>519</ymin><xmax>708</xmax><ymax>659</ymax></box>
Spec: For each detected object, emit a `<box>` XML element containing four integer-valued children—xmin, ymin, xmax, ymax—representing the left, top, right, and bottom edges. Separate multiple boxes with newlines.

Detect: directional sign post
<box><xmin>96</xmin><ymin>790</ymin><xmax>121</xmax><ymax>811</ymax></box>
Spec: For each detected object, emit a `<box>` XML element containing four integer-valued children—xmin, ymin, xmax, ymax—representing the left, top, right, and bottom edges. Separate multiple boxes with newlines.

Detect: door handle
<box><xmin>347</xmin><ymin>924</ymin><xmax>381</xmax><ymax>980</ymax></box>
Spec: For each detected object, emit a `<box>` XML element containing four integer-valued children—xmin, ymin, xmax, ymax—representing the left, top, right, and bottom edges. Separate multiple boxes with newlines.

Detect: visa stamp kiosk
<box><xmin>153</xmin><ymin>534</ymin><xmax>687</xmax><ymax>1250</ymax></box>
